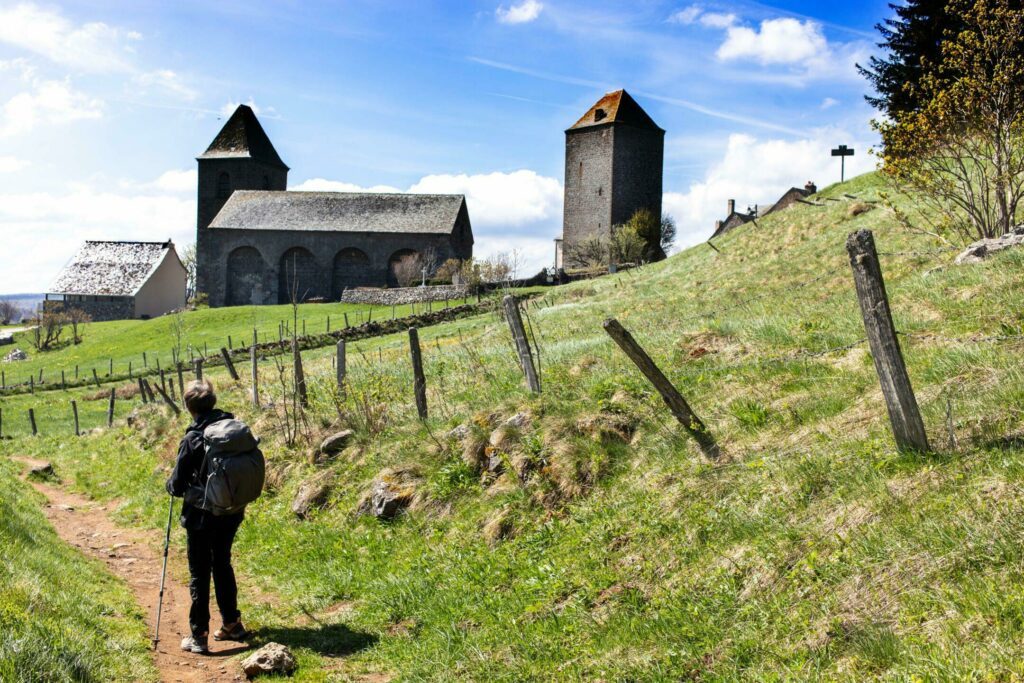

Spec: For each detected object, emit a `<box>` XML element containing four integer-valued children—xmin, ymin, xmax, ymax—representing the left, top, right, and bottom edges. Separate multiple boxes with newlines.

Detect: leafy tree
<box><xmin>660</xmin><ymin>214</ymin><xmax>677</xmax><ymax>255</ymax></box>
<box><xmin>622</xmin><ymin>208</ymin><xmax>668</xmax><ymax>262</ymax></box>
<box><xmin>859</xmin><ymin>0</ymin><xmax>964</xmax><ymax>116</ymax></box>
<box><xmin>877</xmin><ymin>0</ymin><xmax>1024</xmax><ymax>240</ymax></box>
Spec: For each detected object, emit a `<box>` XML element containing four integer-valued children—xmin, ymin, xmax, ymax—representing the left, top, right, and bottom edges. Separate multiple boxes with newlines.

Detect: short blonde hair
<box><xmin>183</xmin><ymin>379</ymin><xmax>216</xmax><ymax>414</ymax></box>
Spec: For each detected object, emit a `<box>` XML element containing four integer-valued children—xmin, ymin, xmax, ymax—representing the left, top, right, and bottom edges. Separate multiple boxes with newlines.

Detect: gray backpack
<box><xmin>199</xmin><ymin>419</ymin><xmax>265</xmax><ymax>516</ymax></box>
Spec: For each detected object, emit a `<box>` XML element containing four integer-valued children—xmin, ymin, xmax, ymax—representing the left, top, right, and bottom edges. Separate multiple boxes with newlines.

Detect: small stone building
<box><xmin>46</xmin><ymin>241</ymin><xmax>187</xmax><ymax>321</ymax></box>
<box><xmin>560</xmin><ymin>90</ymin><xmax>664</xmax><ymax>267</ymax></box>
<box><xmin>196</xmin><ymin>105</ymin><xmax>473</xmax><ymax>307</ymax></box>
<box><xmin>711</xmin><ymin>182</ymin><xmax>817</xmax><ymax>239</ymax></box>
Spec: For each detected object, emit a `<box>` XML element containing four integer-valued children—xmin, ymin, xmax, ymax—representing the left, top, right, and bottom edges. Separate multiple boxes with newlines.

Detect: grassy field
<box><xmin>0</xmin><ymin>458</ymin><xmax>156</xmax><ymax>682</ymax></box>
<box><xmin>5</xmin><ymin>171</ymin><xmax>1024</xmax><ymax>679</ymax></box>
<box><xmin>0</xmin><ymin>296</ymin><xmax>482</xmax><ymax>392</ymax></box>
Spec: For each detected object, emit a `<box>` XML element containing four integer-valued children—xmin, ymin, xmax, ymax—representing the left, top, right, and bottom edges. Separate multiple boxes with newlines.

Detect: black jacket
<box><xmin>166</xmin><ymin>409</ymin><xmax>245</xmax><ymax>530</ymax></box>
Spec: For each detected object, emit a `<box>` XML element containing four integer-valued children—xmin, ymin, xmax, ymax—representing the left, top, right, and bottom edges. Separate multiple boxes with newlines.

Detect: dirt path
<box><xmin>13</xmin><ymin>457</ymin><xmax>249</xmax><ymax>683</ymax></box>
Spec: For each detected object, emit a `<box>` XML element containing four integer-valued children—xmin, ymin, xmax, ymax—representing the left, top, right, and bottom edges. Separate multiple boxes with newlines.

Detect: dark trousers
<box><xmin>186</xmin><ymin>517</ymin><xmax>242</xmax><ymax>637</ymax></box>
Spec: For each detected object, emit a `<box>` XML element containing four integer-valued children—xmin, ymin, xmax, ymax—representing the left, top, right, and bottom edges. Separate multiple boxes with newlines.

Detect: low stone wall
<box><xmin>44</xmin><ymin>298</ymin><xmax>134</xmax><ymax>322</ymax></box>
<box><xmin>340</xmin><ymin>284</ymin><xmax>469</xmax><ymax>306</ymax></box>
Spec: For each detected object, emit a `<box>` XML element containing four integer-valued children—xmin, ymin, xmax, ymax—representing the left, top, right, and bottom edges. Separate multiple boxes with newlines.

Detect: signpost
<box><xmin>831</xmin><ymin>144</ymin><xmax>855</xmax><ymax>183</ymax></box>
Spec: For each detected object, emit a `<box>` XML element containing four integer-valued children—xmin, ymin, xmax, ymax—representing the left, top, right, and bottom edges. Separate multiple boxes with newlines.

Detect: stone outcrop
<box><xmin>319</xmin><ymin>429</ymin><xmax>354</xmax><ymax>456</ymax></box>
<box><xmin>3</xmin><ymin>348</ymin><xmax>27</xmax><ymax>362</ymax></box>
<box><xmin>358</xmin><ymin>466</ymin><xmax>422</xmax><ymax>520</ymax></box>
<box><xmin>955</xmin><ymin>225</ymin><xmax>1024</xmax><ymax>264</ymax></box>
<box><xmin>291</xmin><ymin>472</ymin><xmax>333</xmax><ymax>519</ymax></box>
<box><xmin>241</xmin><ymin>642</ymin><xmax>297</xmax><ymax>678</ymax></box>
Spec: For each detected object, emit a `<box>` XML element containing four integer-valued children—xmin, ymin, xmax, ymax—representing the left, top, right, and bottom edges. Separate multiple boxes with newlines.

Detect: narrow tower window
<box><xmin>217</xmin><ymin>172</ymin><xmax>231</xmax><ymax>198</ymax></box>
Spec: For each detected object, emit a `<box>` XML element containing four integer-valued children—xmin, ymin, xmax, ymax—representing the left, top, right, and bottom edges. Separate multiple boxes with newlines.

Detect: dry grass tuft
<box><xmin>482</xmin><ymin>507</ymin><xmax>514</xmax><ymax>546</ymax></box>
<box><xmin>848</xmin><ymin>201</ymin><xmax>874</xmax><ymax>217</ymax></box>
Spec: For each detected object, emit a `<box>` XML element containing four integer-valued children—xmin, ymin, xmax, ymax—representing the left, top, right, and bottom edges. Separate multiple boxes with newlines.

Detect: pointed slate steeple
<box><xmin>199</xmin><ymin>105</ymin><xmax>289</xmax><ymax>170</ymax></box>
<box><xmin>567</xmin><ymin>89</ymin><xmax>663</xmax><ymax>133</ymax></box>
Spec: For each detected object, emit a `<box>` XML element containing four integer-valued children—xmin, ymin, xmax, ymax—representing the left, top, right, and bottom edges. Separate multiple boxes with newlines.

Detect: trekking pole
<box><xmin>153</xmin><ymin>495</ymin><xmax>174</xmax><ymax>649</ymax></box>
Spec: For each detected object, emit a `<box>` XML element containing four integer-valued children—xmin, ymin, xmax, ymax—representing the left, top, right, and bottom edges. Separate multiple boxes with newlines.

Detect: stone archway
<box><xmin>331</xmin><ymin>247</ymin><xmax>371</xmax><ymax>299</ymax></box>
<box><xmin>226</xmin><ymin>246</ymin><xmax>267</xmax><ymax>306</ymax></box>
<box><xmin>387</xmin><ymin>248</ymin><xmax>420</xmax><ymax>288</ymax></box>
<box><xmin>278</xmin><ymin>247</ymin><xmax>320</xmax><ymax>303</ymax></box>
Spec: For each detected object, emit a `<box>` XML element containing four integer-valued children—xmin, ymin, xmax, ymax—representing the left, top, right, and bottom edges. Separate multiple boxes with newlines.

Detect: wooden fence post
<box><xmin>0</xmin><ymin>407</ymin><xmax>3</xmax><ymax>438</ymax></box>
<box><xmin>144</xmin><ymin>378</ymin><xmax>157</xmax><ymax>404</ymax></box>
<box><xmin>250</xmin><ymin>344</ymin><xmax>259</xmax><ymax>407</ymax></box>
<box><xmin>29</xmin><ymin>376</ymin><xmax>34</xmax><ymax>394</ymax></box>
<box><xmin>336</xmin><ymin>339</ymin><xmax>346</xmax><ymax>390</ymax></box>
<box><xmin>143</xmin><ymin>351</ymin><xmax>148</xmax><ymax>368</ymax></box>
<box><xmin>28</xmin><ymin>408</ymin><xmax>37</xmax><ymax>436</ymax></box>
<box><xmin>153</xmin><ymin>379</ymin><xmax>182</xmax><ymax>416</ymax></box>
<box><xmin>220</xmin><ymin>347</ymin><xmax>239</xmax><ymax>380</ymax></box>
<box><xmin>107</xmin><ymin>388</ymin><xmax>116</xmax><ymax>427</ymax></box>
<box><xmin>408</xmin><ymin>327</ymin><xmax>428</xmax><ymax>419</ymax></box>
<box><xmin>109</xmin><ymin>358</ymin><xmax>113</xmax><ymax>376</ymax></box>
<box><xmin>502</xmin><ymin>295</ymin><xmax>541</xmax><ymax>393</ymax></box>
<box><xmin>93</xmin><ymin>368</ymin><xmax>100</xmax><ymax>388</ymax></box>
<box><xmin>61</xmin><ymin>369</ymin><xmax>65</xmax><ymax>391</ymax></box>
<box><xmin>603</xmin><ymin>318</ymin><xmax>719</xmax><ymax>458</ymax></box>
<box><xmin>176</xmin><ymin>362</ymin><xmax>185</xmax><ymax>399</ymax></box>
<box><xmin>344</xmin><ymin>312</ymin><xmax>350</xmax><ymax>328</ymax></box>
<box><xmin>138</xmin><ymin>378</ymin><xmax>149</xmax><ymax>404</ymax></box>
<box><xmin>72</xmin><ymin>400</ymin><xmax>80</xmax><ymax>436</ymax></box>
<box><xmin>846</xmin><ymin>229</ymin><xmax>930</xmax><ymax>452</ymax></box>
<box><xmin>292</xmin><ymin>337</ymin><xmax>308</xmax><ymax>407</ymax></box>
<box><xmin>194</xmin><ymin>358</ymin><xmax>203</xmax><ymax>380</ymax></box>
<box><xmin>159</xmin><ymin>369</ymin><xmax>167</xmax><ymax>395</ymax></box>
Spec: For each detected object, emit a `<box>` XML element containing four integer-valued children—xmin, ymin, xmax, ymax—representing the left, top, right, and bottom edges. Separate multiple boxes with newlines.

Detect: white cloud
<box><xmin>820</xmin><ymin>97</ymin><xmax>839</xmax><ymax>110</ymax></box>
<box><xmin>292</xmin><ymin>178</ymin><xmax>402</xmax><ymax>194</ymax></box>
<box><xmin>0</xmin><ymin>156</ymin><xmax>29</xmax><ymax>173</ymax></box>
<box><xmin>663</xmin><ymin>131</ymin><xmax>874</xmax><ymax>247</ymax></box>
<box><xmin>220</xmin><ymin>98</ymin><xmax>275</xmax><ymax>118</ymax></box>
<box><xmin>0</xmin><ymin>78</ymin><xmax>103</xmax><ymax>137</ymax></box>
<box><xmin>496</xmin><ymin>0</ymin><xmax>543</xmax><ymax>25</ymax></box>
<box><xmin>133</xmin><ymin>70</ymin><xmax>198</xmax><ymax>101</ymax></box>
<box><xmin>668</xmin><ymin>6</ymin><xmax>702</xmax><ymax>24</ymax></box>
<box><xmin>150</xmin><ymin>169</ymin><xmax>198</xmax><ymax>193</ymax></box>
<box><xmin>0</xmin><ymin>3</ymin><xmax>135</xmax><ymax>72</ymax></box>
<box><xmin>717</xmin><ymin>17</ymin><xmax>827</xmax><ymax>65</ymax></box>
<box><xmin>0</xmin><ymin>185</ymin><xmax>195</xmax><ymax>292</ymax></box>
<box><xmin>700</xmin><ymin>12</ymin><xmax>736</xmax><ymax>28</ymax></box>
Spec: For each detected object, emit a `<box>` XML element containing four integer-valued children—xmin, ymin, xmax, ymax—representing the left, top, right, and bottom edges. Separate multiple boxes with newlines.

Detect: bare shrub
<box><xmin>0</xmin><ymin>299</ymin><xmax>19</xmax><ymax>325</ymax></box>
<box><xmin>31</xmin><ymin>305</ymin><xmax>67</xmax><ymax>351</ymax></box>
<box><xmin>66</xmin><ymin>308</ymin><xmax>91</xmax><ymax>344</ymax></box>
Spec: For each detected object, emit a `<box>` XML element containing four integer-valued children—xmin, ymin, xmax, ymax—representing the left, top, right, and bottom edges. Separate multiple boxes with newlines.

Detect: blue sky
<box><xmin>0</xmin><ymin>0</ymin><xmax>887</xmax><ymax>292</ymax></box>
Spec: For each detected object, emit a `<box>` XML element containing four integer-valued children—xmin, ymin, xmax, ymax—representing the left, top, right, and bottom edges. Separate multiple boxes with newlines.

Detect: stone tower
<box><xmin>560</xmin><ymin>90</ymin><xmax>664</xmax><ymax>267</ymax></box>
<box><xmin>196</xmin><ymin>105</ymin><xmax>289</xmax><ymax>296</ymax></box>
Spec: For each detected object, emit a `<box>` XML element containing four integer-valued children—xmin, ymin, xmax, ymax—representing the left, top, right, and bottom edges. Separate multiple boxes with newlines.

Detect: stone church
<box><xmin>558</xmin><ymin>90</ymin><xmax>664</xmax><ymax>267</ymax></box>
<box><xmin>196</xmin><ymin>105</ymin><xmax>474</xmax><ymax>307</ymax></box>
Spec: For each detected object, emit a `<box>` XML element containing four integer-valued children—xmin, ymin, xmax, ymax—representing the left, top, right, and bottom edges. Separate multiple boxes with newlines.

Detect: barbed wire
<box><xmin>897</xmin><ymin>330</ymin><xmax>1024</xmax><ymax>346</ymax></box>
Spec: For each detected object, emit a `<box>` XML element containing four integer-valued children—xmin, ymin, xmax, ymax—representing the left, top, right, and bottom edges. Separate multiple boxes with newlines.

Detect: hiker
<box><xmin>166</xmin><ymin>379</ymin><xmax>254</xmax><ymax>654</ymax></box>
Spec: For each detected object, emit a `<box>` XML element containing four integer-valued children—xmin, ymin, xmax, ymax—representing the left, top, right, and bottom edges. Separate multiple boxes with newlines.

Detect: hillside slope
<box><xmin>4</xmin><ymin>171</ymin><xmax>1024</xmax><ymax>680</ymax></box>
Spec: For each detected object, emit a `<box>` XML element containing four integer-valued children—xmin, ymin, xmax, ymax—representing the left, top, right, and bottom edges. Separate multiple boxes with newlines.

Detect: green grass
<box><xmin>0</xmin><ymin>458</ymin><xmax>156</xmax><ymax>682</ymax></box>
<box><xmin>5</xmin><ymin>171</ymin><xmax>1024</xmax><ymax>679</ymax></box>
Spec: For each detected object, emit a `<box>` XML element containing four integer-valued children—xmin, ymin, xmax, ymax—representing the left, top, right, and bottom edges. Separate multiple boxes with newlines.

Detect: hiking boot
<box><xmin>213</xmin><ymin>621</ymin><xmax>250</xmax><ymax>642</ymax></box>
<box><xmin>180</xmin><ymin>634</ymin><xmax>209</xmax><ymax>654</ymax></box>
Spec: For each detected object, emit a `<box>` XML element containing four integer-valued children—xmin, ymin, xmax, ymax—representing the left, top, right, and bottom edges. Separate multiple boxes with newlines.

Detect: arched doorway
<box><xmin>226</xmin><ymin>246</ymin><xmax>266</xmax><ymax>306</ymax></box>
<box><xmin>331</xmin><ymin>247</ymin><xmax>371</xmax><ymax>299</ymax></box>
<box><xmin>387</xmin><ymin>249</ymin><xmax>420</xmax><ymax>288</ymax></box>
<box><xmin>278</xmin><ymin>247</ymin><xmax>319</xmax><ymax>303</ymax></box>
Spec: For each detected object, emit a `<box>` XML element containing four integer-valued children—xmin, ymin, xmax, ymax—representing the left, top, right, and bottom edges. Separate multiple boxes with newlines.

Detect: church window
<box><xmin>217</xmin><ymin>172</ymin><xmax>231</xmax><ymax>198</ymax></box>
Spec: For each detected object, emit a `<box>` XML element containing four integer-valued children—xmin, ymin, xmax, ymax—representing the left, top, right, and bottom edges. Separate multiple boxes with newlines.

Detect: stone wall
<box><xmin>340</xmin><ymin>284</ymin><xmax>469</xmax><ymax>306</ymax></box>
<box><xmin>44</xmin><ymin>298</ymin><xmax>135</xmax><ymax>322</ymax></box>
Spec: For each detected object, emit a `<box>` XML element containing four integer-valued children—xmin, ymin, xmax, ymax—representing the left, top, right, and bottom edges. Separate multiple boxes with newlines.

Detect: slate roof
<box><xmin>49</xmin><ymin>241</ymin><xmax>175</xmax><ymax>297</ymax></box>
<box><xmin>208</xmin><ymin>191</ymin><xmax>467</xmax><ymax>235</ymax></box>
<box><xmin>198</xmin><ymin>105</ymin><xmax>288</xmax><ymax>169</ymax></box>
<box><xmin>568</xmin><ymin>89</ymin><xmax>664</xmax><ymax>132</ymax></box>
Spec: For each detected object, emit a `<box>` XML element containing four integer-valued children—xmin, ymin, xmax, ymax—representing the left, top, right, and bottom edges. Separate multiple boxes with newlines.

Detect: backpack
<box><xmin>197</xmin><ymin>418</ymin><xmax>265</xmax><ymax>516</ymax></box>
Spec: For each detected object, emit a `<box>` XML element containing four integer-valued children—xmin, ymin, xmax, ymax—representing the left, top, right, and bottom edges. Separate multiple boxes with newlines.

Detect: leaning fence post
<box><xmin>603</xmin><ymin>318</ymin><xmax>718</xmax><ymax>458</ymax></box>
<box><xmin>408</xmin><ymin>327</ymin><xmax>428</xmax><ymax>419</ymax></box>
<box><xmin>144</xmin><ymin>378</ymin><xmax>157</xmax><ymax>404</ymax></box>
<box><xmin>153</xmin><ymin>379</ymin><xmax>182</xmax><ymax>416</ymax></box>
<box><xmin>107</xmin><ymin>388</ymin><xmax>116</xmax><ymax>427</ymax></box>
<box><xmin>220</xmin><ymin>347</ymin><xmax>239</xmax><ymax>381</ymax></box>
<box><xmin>72</xmin><ymin>400</ymin><xmax>80</xmax><ymax>436</ymax></box>
<box><xmin>336</xmin><ymin>339</ymin><xmax>346</xmax><ymax>390</ymax></box>
<box><xmin>292</xmin><ymin>337</ymin><xmax>308</xmax><ymax>407</ymax></box>
<box><xmin>28</xmin><ymin>408</ymin><xmax>37</xmax><ymax>436</ymax></box>
<box><xmin>502</xmin><ymin>295</ymin><xmax>541</xmax><ymax>392</ymax></box>
<box><xmin>846</xmin><ymin>229</ymin><xmax>929</xmax><ymax>452</ymax></box>
<box><xmin>138</xmin><ymin>377</ymin><xmax>149</xmax><ymax>404</ymax></box>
